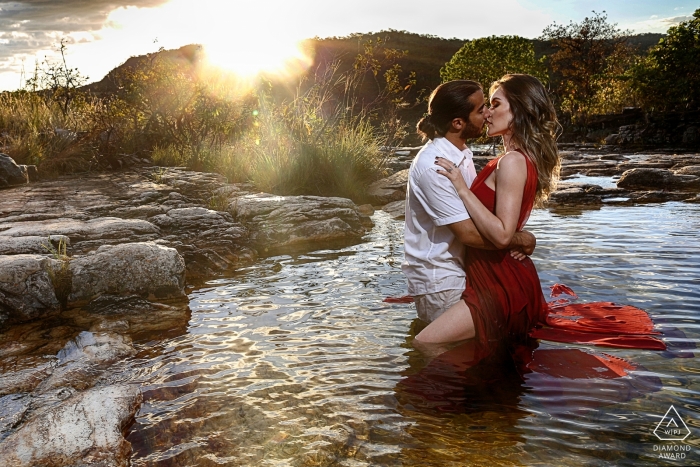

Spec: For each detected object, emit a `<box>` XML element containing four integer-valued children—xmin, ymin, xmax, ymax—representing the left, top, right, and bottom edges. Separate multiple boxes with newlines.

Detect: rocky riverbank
<box><xmin>0</xmin><ymin>156</ymin><xmax>374</xmax><ymax>466</ymax></box>
<box><xmin>2</xmin><ymin>148</ymin><xmax>700</xmax><ymax>466</ymax></box>
<box><xmin>370</xmin><ymin>148</ymin><xmax>700</xmax><ymax>218</ymax></box>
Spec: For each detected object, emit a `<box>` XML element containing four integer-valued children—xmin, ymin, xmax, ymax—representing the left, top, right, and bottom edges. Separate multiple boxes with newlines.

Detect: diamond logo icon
<box><xmin>654</xmin><ymin>405</ymin><xmax>691</xmax><ymax>441</ymax></box>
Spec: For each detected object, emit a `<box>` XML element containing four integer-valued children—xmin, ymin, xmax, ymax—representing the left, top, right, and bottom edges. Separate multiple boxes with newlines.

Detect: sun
<box><xmin>103</xmin><ymin>0</ymin><xmax>314</xmax><ymax>80</ymax></box>
<box><xmin>202</xmin><ymin>38</ymin><xmax>313</xmax><ymax>78</ymax></box>
<box><xmin>156</xmin><ymin>0</ymin><xmax>314</xmax><ymax>78</ymax></box>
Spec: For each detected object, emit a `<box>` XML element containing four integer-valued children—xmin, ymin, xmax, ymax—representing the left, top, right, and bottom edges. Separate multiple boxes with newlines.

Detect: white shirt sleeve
<box><xmin>412</xmin><ymin>167</ymin><xmax>470</xmax><ymax>226</ymax></box>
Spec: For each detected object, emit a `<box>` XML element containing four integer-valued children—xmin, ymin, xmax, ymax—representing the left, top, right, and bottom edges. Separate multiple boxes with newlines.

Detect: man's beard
<box><xmin>460</xmin><ymin>119</ymin><xmax>484</xmax><ymax>139</ymax></box>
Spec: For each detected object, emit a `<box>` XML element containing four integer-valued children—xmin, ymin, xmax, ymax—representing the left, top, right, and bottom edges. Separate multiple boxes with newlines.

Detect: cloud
<box><xmin>0</xmin><ymin>0</ymin><xmax>167</xmax><ymax>88</ymax></box>
<box><xmin>623</xmin><ymin>13</ymin><xmax>692</xmax><ymax>34</ymax></box>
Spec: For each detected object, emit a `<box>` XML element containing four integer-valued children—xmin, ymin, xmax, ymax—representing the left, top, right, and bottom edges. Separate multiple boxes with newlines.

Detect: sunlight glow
<box><xmin>105</xmin><ymin>0</ymin><xmax>314</xmax><ymax>79</ymax></box>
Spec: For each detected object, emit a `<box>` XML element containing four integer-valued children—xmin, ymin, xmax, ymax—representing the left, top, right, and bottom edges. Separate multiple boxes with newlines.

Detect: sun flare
<box><xmin>202</xmin><ymin>39</ymin><xmax>313</xmax><ymax>78</ymax></box>
<box><xmin>104</xmin><ymin>0</ymin><xmax>314</xmax><ymax>79</ymax></box>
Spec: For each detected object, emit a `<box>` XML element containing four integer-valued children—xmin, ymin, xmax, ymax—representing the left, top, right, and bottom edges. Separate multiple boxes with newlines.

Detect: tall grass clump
<box><xmin>0</xmin><ymin>90</ymin><xmax>98</xmax><ymax>174</ymax></box>
<box><xmin>219</xmin><ymin>83</ymin><xmax>391</xmax><ymax>202</ymax></box>
<box><xmin>1</xmin><ymin>39</ymin><xmax>413</xmax><ymax>200</ymax></box>
<box><xmin>218</xmin><ymin>39</ymin><xmax>415</xmax><ymax>202</ymax></box>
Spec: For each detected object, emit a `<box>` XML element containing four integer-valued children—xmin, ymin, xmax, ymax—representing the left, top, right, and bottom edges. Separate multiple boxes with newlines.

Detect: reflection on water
<box><xmin>124</xmin><ymin>203</ymin><xmax>698</xmax><ymax>465</ymax></box>
<box><xmin>0</xmin><ymin>202</ymin><xmax>696</xmax><ymax>465</ymax></box>
<box><xmin>563</xmin><ymin>173</ymin><xmax>618</xmax><ymax>189</ymax></box>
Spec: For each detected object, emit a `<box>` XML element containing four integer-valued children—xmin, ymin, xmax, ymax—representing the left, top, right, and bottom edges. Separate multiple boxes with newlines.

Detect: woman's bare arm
<box><xmin>436</xmin><ymin>151</ymin><xmax>528</xmax><ymax>249</ymax></box>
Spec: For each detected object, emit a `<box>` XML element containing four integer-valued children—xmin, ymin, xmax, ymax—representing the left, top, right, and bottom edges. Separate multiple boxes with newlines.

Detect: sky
<box><xmin>0</xmin><ymin>0</ymin><xmax>697</xmax><ymax>91</ymax></box>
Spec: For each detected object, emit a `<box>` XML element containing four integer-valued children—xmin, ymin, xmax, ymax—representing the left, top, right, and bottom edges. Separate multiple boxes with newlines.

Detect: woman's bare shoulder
<box><xmin>496</xmin><ymin>151</ymin><xmax>528</xmax><ymax>171</ymax></box>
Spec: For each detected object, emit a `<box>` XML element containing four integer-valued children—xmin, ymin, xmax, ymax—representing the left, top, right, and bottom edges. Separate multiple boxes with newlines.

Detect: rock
<box><xmin>682</xmin><ymin>126</ymin><xmax>699</xmax><ymax>145</ymax></box>
<box><xmin>0</xmin><ymin>154</ymin><xmax>28</xmax><ymax>188</ymax></box>
<box><xmin>604</xmin><ymin>134</ymin><xmax>620</xmax><ymax>145</ymax></box>
<box><xmin>56</xmin><ymin>331</ymin><xmax>135</xmax><ymax>366</ymax></box>
<box><xmin>0</xmin><ymin>394</ymin><xmax>31</xmax><ymax>440</ymax></box>
<box><xmin>366</xmin><ymin>169</ymin><xmax>408</xmax><ymax>204</ymax></box>
<box><xmin>617</xmin><ymin>168</ymin><xmax>700</xmax><ymax>191</ymax></box>
<box><xmin>0</xmin><ymin>254</ymin><xmax>61</xmax><ymax>323</ymax></box>
<box><xmin>382</xmin><ymin>200</ymin><xmax>406</xmax><ymax>219</ymax></box>
<box><xmin>0</xmin><ymin>235</ymin><xmax>70</xmax><ymax>256</ymax></box>
<box><xmin>150</xmin><ymin>207</ymin><xmax>249</xmax><ymax>279</ymax></box>
<box><xmin>0</xmin><ymin>362</ymin><xmax>54</xmax><ymax>395</ymax></box>
<box><xmin>0</xmin><ymin>217</ymin><xmax>159</xmax><ymax>249</ymax></box>
<box><xmin>357</xmin><ymin>204</ymin><xmax>375</xmax><ymax>217</ymax></box>
<box><xmin>549</xmin><ymin>183</ymin><xmax>612</xmax><ymax>205</ymax></box>
<box><xmin>231</xmin><ymin>194</ymin><xmax>369</xmax><ymax>249</ymax></box>
<box><xmin>40</xmin><ymin>331</ymin><xmax>136</xmax><ymax>392</ymax></box>
<box><xmin>150</xmin><ymin>207</ymin><xmax>239</xmax><ymax>237</ymax></box>
<box><xmin>675</xmin><ymin>165</ymin><xmax>700</xmax><ymax>176</ymax></box>
<box><xmin>0</xmin><ymin>384</ymin><xmax>142</xmax><ymax>467</ymax></box>
<box><xmin>68</xmin><ymin>242</ymin><xmax>185</xmax><ymax>305</ymax></box>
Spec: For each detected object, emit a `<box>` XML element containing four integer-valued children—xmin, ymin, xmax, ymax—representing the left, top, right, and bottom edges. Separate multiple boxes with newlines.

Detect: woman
<box><xmin>414</xmin><ymin>73</ymin><xmax>560</xmax><ymax>350</ymax></box>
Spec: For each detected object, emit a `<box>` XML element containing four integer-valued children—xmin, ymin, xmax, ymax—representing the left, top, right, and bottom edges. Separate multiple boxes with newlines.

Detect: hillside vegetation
<box><xmin>3</xmin><ymin>9</ymin><xmax>698</xmax><ymax>200</ymax></box>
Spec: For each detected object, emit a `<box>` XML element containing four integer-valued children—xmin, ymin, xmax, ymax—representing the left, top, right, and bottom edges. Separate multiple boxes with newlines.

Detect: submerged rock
<box><xmin>0</xmin><ymin>384</ymin><xmax>142</xmax><ymax>467</ymax></box>
<box><xmin>56</xmin><ymin>331</ymin><xmax>135</xmax><ymax>366</ymax></box>
<box><xmin>68</xmin><ymin>242</ymin><xmax>185</xmax><ymax>305</ymax></box>
<box><xmin>40</xmin><ymin>331</ymin><xmax>136</xmax><ymax>392</ymax></box>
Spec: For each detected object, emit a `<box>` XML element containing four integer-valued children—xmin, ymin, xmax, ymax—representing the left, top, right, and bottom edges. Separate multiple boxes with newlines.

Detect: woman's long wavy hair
<box><xmin>490</xmin><ymin>74</ymin><xmax>561</xmax><ymax>206</ymax></box>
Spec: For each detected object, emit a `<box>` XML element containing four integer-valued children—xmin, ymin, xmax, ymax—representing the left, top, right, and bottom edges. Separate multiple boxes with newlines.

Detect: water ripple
<box><xmin>126</xmin><ymin>203</ymin><xmax>700</xmax><ymax>466</ymax></box>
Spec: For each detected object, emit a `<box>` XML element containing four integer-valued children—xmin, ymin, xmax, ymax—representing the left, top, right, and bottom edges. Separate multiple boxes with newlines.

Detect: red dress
<box><xmin>385</xmin><ymin>151</ymin><xmax>667</xmax><ymax>352</ymax></box>
<box><xmin>462</xmin><ymin>151</ymin><xmax>546</xmax><ymax>353</ymax></box>
<box><xmin>462</xmin><ymin>151</ymin><xmax>666</xmax><ymax>354</ymax></box>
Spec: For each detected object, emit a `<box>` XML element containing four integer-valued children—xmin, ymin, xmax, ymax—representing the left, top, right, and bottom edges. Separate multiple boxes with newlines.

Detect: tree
<box><xmin>440</xmin><ymin>35</ymin><xmax>547</xmax><ymax>89</ymax></box>
<box><xmin>540</xmin><ymin>11</ymin><xmax>635</xmax><ymax>121</ymax></box>
<box><xmin>630</xmin><ymin>8</ymin><xmax>700</xmax><ymax>111</ymax></box>
<box><xmin>25</xmin><ymin>39</ymin><xmax>88</xmax><ymax>117</ymax></box>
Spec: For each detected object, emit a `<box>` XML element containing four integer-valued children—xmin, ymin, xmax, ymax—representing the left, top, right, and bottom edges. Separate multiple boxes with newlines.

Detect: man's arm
<box><xmin>447</xmin><ymin>219</ymin><xmax>536</xmax><ymax>255</ymax></box>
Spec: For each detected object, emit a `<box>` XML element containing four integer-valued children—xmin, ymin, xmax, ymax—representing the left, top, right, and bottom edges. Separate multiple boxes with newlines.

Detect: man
<box><xmin>403</xmin><ymin>80</ymin><xmax>536</xmax><ymax>324</ymax></box>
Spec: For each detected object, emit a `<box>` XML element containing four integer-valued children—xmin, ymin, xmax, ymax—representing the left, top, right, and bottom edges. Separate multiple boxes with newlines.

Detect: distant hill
<box><xmin>84</xmin><ymin>30</ymin><xmax>666</xmax><ymax>125</ymax></box>
<box><xmin>83</xmin><ymin>44</ymin><xmax>202</xmax><ymax>96</ymax></box>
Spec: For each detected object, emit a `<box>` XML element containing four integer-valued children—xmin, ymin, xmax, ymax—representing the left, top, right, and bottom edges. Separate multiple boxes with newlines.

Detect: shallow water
<box><xmin>563</xmin><ymin>173</ymin><xmax>618</xmax><ymax>189</ymax></box>
<box><xmin>3</xmin><ymin>202</ymin><xmax>699</xmax><ymax>466</ymax></box>
<box><xmin>116</xmin><ymin>202</ymin><xmax>700</xmax><ymax>466</ymax></box>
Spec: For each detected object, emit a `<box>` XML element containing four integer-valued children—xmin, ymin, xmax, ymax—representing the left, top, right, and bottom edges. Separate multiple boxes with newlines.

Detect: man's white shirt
<box><xmin>402</xmin><ymin>137</ymin><xmax>478</xmax><ymax>295</ymax></box>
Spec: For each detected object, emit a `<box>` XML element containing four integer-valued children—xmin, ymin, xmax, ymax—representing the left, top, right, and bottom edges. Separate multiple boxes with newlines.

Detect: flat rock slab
<box><xmin>231</xmin><ymin>194</ymin><xmax>369</xmax><ymax>248</ymax></box>
<box><xmin>0</xmin><ymin>217</ymin><xmax>159</xmax><ymax>245</ymax></box>
<box><xmin>617</xmin><ymin>168</ymin><xmax>700</xmax><ymax>191</ymax></box>
<box><xmin>382</xmin><ymin>200</ymin><xmax>406</xmax><ymax>220</ymax></box>
<box><xmin>68</xmin><ymin>242</ymin><xmax>185</xmax><ymax>305</ymax></box>
<box><xmin>675</xmin><ymin>165</ymin><xmax>700</xmax><ymax>176</ymax></box>
<box><xmin>367</xmin><ymin>169</ymin><xmax>409</xmax><ymax>204</ymax></box>
<box><xmin>0</xmin><ymin>235</ymin><xmax>70</xmax><ymax>255</ymax></box>
<box><xmin>0</xmin><ymin>384</ymin><xmax>142</xmax><ymax>467</ymax></box>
